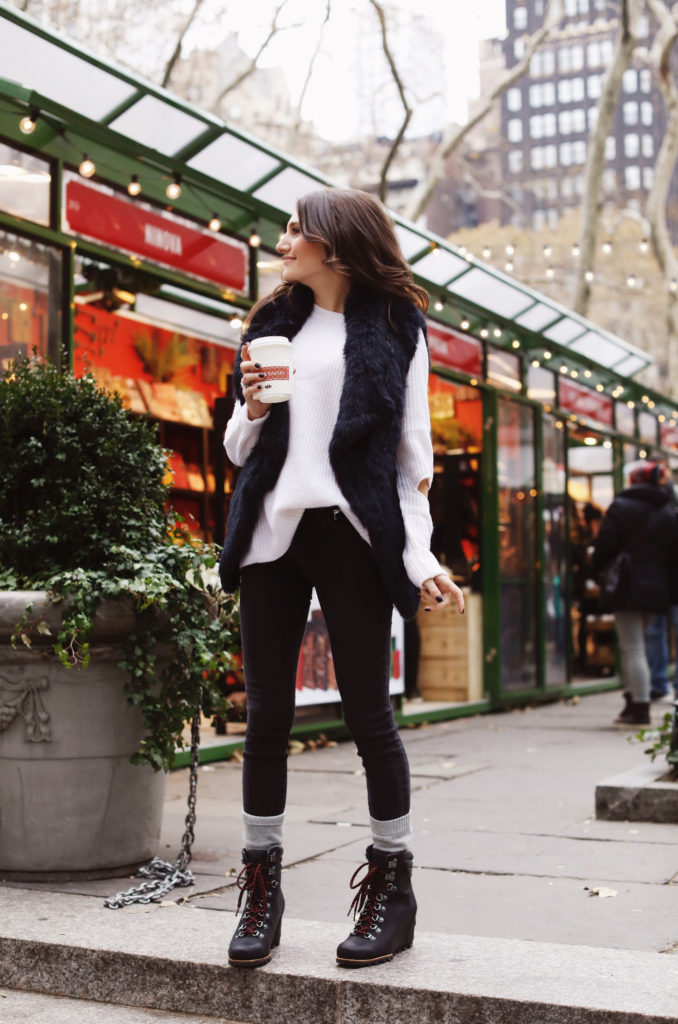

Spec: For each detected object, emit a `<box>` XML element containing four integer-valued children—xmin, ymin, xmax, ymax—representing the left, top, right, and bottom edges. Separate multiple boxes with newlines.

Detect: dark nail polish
<box><xmin>254</xmin><ymin>363</ymin><xmax>261</xmax><ymax>368</ymax></box>
<box><xmin>259</xmin><ymin>373</ymin><xmax>265</xmax><ymax>378</ymax></box>
<box><xmin>257</xmin><ymin>384</ymin><xmax>262</xmax><ymax>390</ymax></box>
<box><xmin>461</xmin><ymin>609</ymin><xmax>465</xmax><ymax>615</ymax></box>
<box><xmin>436</xmin><ymin>596</ymin><xmax>443</xmax><ymax>603</ymax></box>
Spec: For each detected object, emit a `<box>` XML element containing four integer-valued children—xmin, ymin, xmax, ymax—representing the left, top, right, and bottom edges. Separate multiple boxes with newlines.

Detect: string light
<box><xmin>627</xmin><ymin>400</ymin><xmax>635</xmax><ymax>409</ymax></box>
<box><xmin>545</xmin><ymin>266</ymin><xmax>554</xmax><ymax>278</ymax></box>
<box><xmin>480</xmin><ymin>328</ymin><xmax>489</xmax><ymax>338</ymax></box>
<box><xmin>543</xmin><ymin>350</ymin><xmax>552</xmax><ymax>360</ymax></box>
<box><xmin>627</xmin><ymin>273</ymin><xmax>636</xmax><ymax>288</ymax></box>
<box><xmin>584</xmin><ymin>370</ymin><xmax>592</xmax><ymax>378</ymax></box>
<box><xmin>78</xmin><ymin>155</ymin><xmax>96</xmax><ymax>178</ymax></box>
<box><xmin>230</xmin><ymin>315</ymin><xmax>243</xmax><ymax>329</ymax></box>
<box><xmin>434</xmin><ymin>297</ymin><xmax>445</xmax><ymax>312</ymax></box>
<box><xmin>671</xmin><ymin>280</ymin><xmax>678</xmax><ymax>293</ymax></box>
<box><xmin>602</xmin><ymin>240</ymin><xmax>612</xmax><ymax>255</ymax></box>
<box><xmin>127</xmin><ymin>174</ymin><xmax>141</xmax><ymax>197</ymax></box>
<box><xmin>658</xmin><ymin>414</ymin><xmax>666</xmax><ymax>423</ymax></box>
<box><xmin>571</xmin><ymin>243</ymin><xmax>580</xmax><ymax>257</ymax></box>
<box><xmin>208</xmin><ymin>214</ymin><xmax>222</xmax><ymax>232</ymax></box>
<box><xmin>543</xmin><ymin>244</ymin><xmax>552</xmax><ymax>257</ymax></box>
<box><xmin>493</xmin><ymin>328</ymin><xmax>503</xmax><ymax>338</ymax></box>
<box><xmin>19</xmin><ymin>109</ymin><xmax>38</xmax><ymax>135</ymax></box>
<box><xmin>639</xmin><ymin>238</ymin><xmax>649</xmax><ymax>255</ymax></box>
<box><xmin>584</xmin><ymin>270</ymin><xmax>594</xmax><ymax>282</ymax></box>
<box><xmin>570</xmin><ymin>370</ymin><xmax>579</xmax><ymax>378</ymax></box>
<box><xmin>505</xmin><ymin>243</ymin><xmax>515</xmax><ymax>256</ymax></box>
<box><xmin>595</xmin><ymin>384</ymin><xmax>604</xmax><ymax>392</ymax></box>
<box><xmin>460</xmin><ymin>318</ymin><xmax>470</xmax><ymax>330</ymax></box>
<box><xmin>511</xmin><ymin>339</ymin><xmax>520</xmax><ymax>348</ymax></box>
<box><xmin>560</xmin><ymin>365</ymin><xmax>568</xmax><ymax>374</ymax></box>
<box><xmin>249</xmin><ymin>228</ymin><xmax>262</xmax><ymax>247</ymax></box>
<box><xmin>482</xmin><ymin>247</ymin><xmax>491</xmax><ymax>259</ymax></box>
<box><xmin>505</xmin><ymin>261</ymin><xmax>514</xmax><ymax>272</ymax></box>
<box><xmin>531</xmin><ymin>359</ymin><xmax>540</xmax><ymax>367</ymax></box>
<box><xmin>165</xmin><ymin>175</ymin><xmax>182</xmax><ymax>200</ymax></box>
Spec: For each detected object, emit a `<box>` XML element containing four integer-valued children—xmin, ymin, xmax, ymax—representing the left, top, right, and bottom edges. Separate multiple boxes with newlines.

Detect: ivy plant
<box><xmin>0</xmin><ymin>354</ymin><xmax>237</xmax><ymax>771</ymax></box>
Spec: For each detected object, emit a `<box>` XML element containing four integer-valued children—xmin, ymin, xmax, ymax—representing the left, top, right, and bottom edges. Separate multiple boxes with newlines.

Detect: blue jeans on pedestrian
<box><xmin>644</xmin><ymin>607</ymin><xmax>678</xmax><ymax>698</ymax></box>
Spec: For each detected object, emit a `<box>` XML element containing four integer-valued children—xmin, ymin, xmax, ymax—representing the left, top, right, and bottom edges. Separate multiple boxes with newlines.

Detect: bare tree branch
<box><xmin>162</xmin><ymin>0</ymin><xmax>207</xmax><ymax>89</ymax></box>
<box><xmin>213</xmin><ymin>0</ymin><xmax>292</xmax><ymax>106</ymax></box>
<box><xmin>645</xmin><ymin>0</ymin><xmax>678</xmax><ymax>389</ymax></box>
<box><xmin>287</xmin><ymin>0</ymin><xmax>331</xmax><ymax>145</ymax></box>
<box><xmin>405</xmin><ymin>0</ymin><xmax>564</xmax><ymax>223</ymax></box>
<box><xmin>368</xmin><ymin>0</ymin><xmax>412</xmax><ymax>202</ymax></box>
<box><xmin>571</xmin><ymin>0</ymin><xmax>642</xmax><ymax>314</ymax></box>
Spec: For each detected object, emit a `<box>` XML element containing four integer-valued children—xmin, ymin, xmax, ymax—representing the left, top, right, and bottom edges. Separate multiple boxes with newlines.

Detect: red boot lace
<box><xmin>347</xmin><ymin>861</ymin><xmax>387</xmax><ymax>938</ymax></box>
<box><xmin>235</xmin><ymin>862</ymin><xmax>269</xmax><ymax>936</ymax></box>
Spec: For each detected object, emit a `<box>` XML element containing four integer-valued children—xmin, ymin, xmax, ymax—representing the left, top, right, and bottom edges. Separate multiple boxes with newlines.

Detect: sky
<box><xmin>188</xmin><ymin>0</ymin><xmax>507</xmax><ymax>142</ymax></box>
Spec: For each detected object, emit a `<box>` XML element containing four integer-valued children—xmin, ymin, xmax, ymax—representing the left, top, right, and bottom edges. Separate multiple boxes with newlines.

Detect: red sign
<box><xmin>63</xmin><ymin>178</ymin><xmax>248</xmax><ymax>292</ymax></box>
<box><xmin>559</xmin><ymin>378</ymin><xmax>613</xmax><ymax>427</ymax></box>
<box><xmin>427</xmin><ymin>321</ymin><xmax>483</xmax><ymax>377</ymax></box>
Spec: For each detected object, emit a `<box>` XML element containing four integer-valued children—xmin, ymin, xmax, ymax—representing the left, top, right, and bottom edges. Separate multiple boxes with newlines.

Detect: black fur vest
<box><xmin>219</xmin><ymin>284</ymin><xmax>427</xmax><ymax>620</ymax></box>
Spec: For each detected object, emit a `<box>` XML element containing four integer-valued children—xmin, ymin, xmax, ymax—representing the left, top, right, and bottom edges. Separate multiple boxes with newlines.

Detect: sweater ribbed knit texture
<box><xmin>224</xmin><ymin>304</ymin><xmax>443</xmax><ymax>588</ymax></box>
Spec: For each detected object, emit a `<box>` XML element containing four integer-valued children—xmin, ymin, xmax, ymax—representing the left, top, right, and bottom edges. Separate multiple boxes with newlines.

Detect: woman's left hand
<box><xmin>419</xmin><ymin>572</ymin><xmax>465</xmax><ymax>614</ymax></box>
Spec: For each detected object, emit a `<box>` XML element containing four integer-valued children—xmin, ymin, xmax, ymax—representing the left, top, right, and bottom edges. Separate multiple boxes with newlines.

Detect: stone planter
<box><xmin>595</xmin><ymin>761</ymin><xmax>678</xmax><ymax>823</ymax></box>
<box><xmin>0</xmin><ymin>592</ymin><xmax>167</xmax><ymax>880</ymax></box>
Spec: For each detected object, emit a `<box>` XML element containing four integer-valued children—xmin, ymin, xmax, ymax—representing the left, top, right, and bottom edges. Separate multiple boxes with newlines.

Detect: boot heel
<box><xmin>272</xmin><ymin>918</ymin><xmax>282</xmax><ymax>948</ymax></box>
<box><xmin>403</xmin><ymin>918</ymin><xmax>416</xmax><ymax>949</ymax></box>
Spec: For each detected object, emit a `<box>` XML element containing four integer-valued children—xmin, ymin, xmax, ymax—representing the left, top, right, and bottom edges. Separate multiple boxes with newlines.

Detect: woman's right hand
<box><xmin>240</xmin><ymin>342</ymin><xmax>270</xmax><ymax>421</ymax></box>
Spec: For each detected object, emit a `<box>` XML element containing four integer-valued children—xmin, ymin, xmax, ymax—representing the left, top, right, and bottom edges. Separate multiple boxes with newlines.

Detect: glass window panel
<box><xmin>187</xmin><ymin>133</ymin><xmax>280</xmax><ymax>189</ymax></box>
<box><xmin>134</xmin><ymin>293</ymin><xmax>238</xmax><ymax>348</ymax></box>
<box><xmin>542</xmin><ymin>414</ymin><xmax>567</xmax><ymax>686</ymax></box>
<box><xmin>0</xmin><ymin>229</ymin><xmax>63</xmax><ymax>365</ymax></box>
<box><xmin>109</xmin><ymin>96</ymin><xmax>208</xmax><ymax>155</ymax></box>
<box><xmin>0</xmin><ymin>142</ymin><xmax>51</xmax><ymax>226</ymax></box>
<box><xmin>498</xmin><ymin>399</ymin><xmax>538</xmax><ymax>690</ymax></box>
<box><xmin>515</xmin><ymin>302</ymin><xmax>559</xmax><ymax>331</ymax></box>
<box><xmin>543</xmin><ymin>317</ymin><xmax>586</xmax><ymax>344</ymax></box>
<box><xmin>487</xmin><ymin>347</ymin><xmax>522</xmax><ymax>392</ymax></box>
<box><xmin>256</xmin><ymin>250</ymin><xmax>284</xmax><ymax>300</ymax></box>
<box><xmin>638</xmin><ymin>410</ymin><xmax>658</xmax><ymax>444</ymax></box>
<box><xmin>527</xmin><ymin>364</ymin><xmax>556</xmax><ymax>402</ymax></box>
<box><xmin>616</xmin><ymin>401</ymin><xmax>636</xmax><ymax>436</ymax></box>
<box><xmin>448</xmin><ymin>268</ymin><xmax>533</xmax><ymax>318</ymax></box>
<box><xmin>410</xmin><ymin>248</ymin><xmax>468</xmax><ymax>284</ymax></box>
<box><xmin>568</xmin><ymin>331</ymin><xmax>628</xmax><ymax>366</ymax></box>
<box><xmin>614</xmin><ymin>353</ymin><xmax>648</xmax><ymax>375</ymax></box>
<box><xmin>253</xmin><ymin>168</ymin><xmax>323</xmax><ymax>211</ymax></box>
<box><xmin>0</xmin><ymin>21</ymin><xmax>136</xmax><ymax>119</ymax></box>
<box><xmin>394</xmin><ymin>224</ymin><xmax>430</xmax><ymax>259</ymax></box>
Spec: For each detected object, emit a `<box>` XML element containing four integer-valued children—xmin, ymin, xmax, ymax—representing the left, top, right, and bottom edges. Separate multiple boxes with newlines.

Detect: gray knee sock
<box><xmin>242</xmin><ymin>811</ymin><xmax>284</xmax><ymax>850</ymax></box>
<box><xmin>370</xmin><ymin>812</ymin><xmax>412</xmax><ymax>853</ymax></box>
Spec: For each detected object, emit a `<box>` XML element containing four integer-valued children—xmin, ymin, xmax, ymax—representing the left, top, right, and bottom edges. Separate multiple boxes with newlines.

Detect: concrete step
<box><xmin>2</xmin><ymin>887</ymin><xmax>678</xmax><ymax>1023</ymax></box>
<box><xmin>0</xmin><ymin>989</ymin><xmax>245</xmax><ymax>1024</ymax></box>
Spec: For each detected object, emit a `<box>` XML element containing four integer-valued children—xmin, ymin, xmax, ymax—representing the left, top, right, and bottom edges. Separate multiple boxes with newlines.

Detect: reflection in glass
<box><xmin>543</xmin><ymin>415</ymin><xmax>567</xmax><ymax>686</ymax></box>
<box><xmin>487</xmin><ymin>347</ymin><xmax>521</xmax><ymax>392</ymax></box>
<box><xmin>0</xmin><ymin>230</ymin><xmax>62</xmax><ymax>366</ymax></box>
<box><xmin>498</xmin><ymin>399</ymin><xmax>537</xmax><ymax>690</ymax></box>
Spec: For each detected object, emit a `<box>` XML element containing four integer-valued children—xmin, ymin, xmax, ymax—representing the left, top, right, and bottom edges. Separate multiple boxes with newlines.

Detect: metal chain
<box><xmin>105</xmin><ymin>696</ymin><xmax>202</xmax><ymax>909</ymax></box>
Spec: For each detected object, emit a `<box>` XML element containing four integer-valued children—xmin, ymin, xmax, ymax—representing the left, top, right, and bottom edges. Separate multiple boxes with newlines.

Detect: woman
<box><xmin>592</xmin><ymin>460</ymin><xmax>678</xmax><ymax>726</ymax></box>
<box><xmin>219</xmin><ymin>188</ymin><xmax>463</xmax><ymax>970</ymax></box>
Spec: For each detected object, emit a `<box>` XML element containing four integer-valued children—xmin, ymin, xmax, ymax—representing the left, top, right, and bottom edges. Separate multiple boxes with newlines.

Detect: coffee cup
<box><xmin>247</xmin><ymin>336</ymin><xmax>294</xmax><ymax>403</ymax></box>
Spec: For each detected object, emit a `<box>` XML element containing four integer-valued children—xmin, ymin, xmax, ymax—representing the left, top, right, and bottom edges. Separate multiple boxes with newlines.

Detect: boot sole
<box><xmin>336</xmin><ymin>940</ymin><xmax>413</xmax><ymax>969</ymax></box>
<box><xmin>228</xmin><ymin>952</ymin><xmax>274</xmax><ymax>968</ymax></box>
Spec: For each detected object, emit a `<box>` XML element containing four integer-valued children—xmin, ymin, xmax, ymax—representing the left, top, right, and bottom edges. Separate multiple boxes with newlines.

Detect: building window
<box><xmin>588</xmin><ymin>106</ymin><xmax>599</xmax><ymax>130</ymax></box>
<box><xmin>508</xmin><ymin>150</ymin><xmax>523</xmax><ymax>173</ymax></box>
<box><xmin>587</xmin><ymin>40</ymin><xmax>601</xmax><ymax>66</ymax></box>
<box><xmin>0</xmin><ymin>229</ymin><xmax>63</xmax><ymax>363</ymax></box>
<box><xmin>507</xmin><ymin>87</ymin><xmax>522</xmax><ymax>111</ymax></box>
<box><xmin>600</xmin><ymin>39</ymin><xmax>614</xmax><ymax>63</ymax></box>
<box><xmin>543</xmin><ymin>81</ymin><xmax>556</xmax><ymax>105</ymax></box>
<box><xmin>624</xmin><ymin>133</ymin><xmax>640</xmax><ymax>157</ymax></box>
<box><xmin>641</xmin><ymin>101</ymin><xmax>653</xmax><ymax>125</ymax></box>
<box><xmin>530</xmin><ymin>114</ymin><xmax>544</xmax><ymax>139</ymax></box>
<box><xmin>623</xmin><ymin>68</ymin><xmax>638</xmax><ymax>93</ymax></box>
<box><xmin>515</xmin><ymin>37</ymin><xmax>526</xmax><ymax>60</ymax></box>
<box><xmin>531</xmin><ymin>147</ymin><xmax>545</xmax><ymax>170</ymax></box>
<box><xmin>543</xmin><ymin>112</ymin><xmax>556</xmax><ymax>136</ymax></box>
<box><xmin>623</xmin><ymin>101</ymin><xmax>638</xmax><ymax>125</ymax></box>
<box><xmin>640</xmin><ymin>69</ymin><xmax>652</xmax><ymax>93</ymax></box>
<box><xmin>0</xmin><ymin>142</ymin><xmax>51</xmax><ymax>227</ymax></box>
<box><xmin>529</xmin><ymin>83</ymin><xmax>544</xmax><ymax>107</ymax></box>
<box><xmin>572</xmin><ymin>109</ymin><xmax>586</xmax><ymax>132</ymax></box>
<box><xmin>573</xmin><ymin>140</ymin><xmax>586</xmax><ymax>164</ymax></box>
<box><xmin>625</xmin><ymin>165</ymin><xmax>641</xmax><ymax>190</ymax></box>
<box><xmin>638</xmin><ymin>14</ymin><xmax>650</xmax><ymax>37</ymax></box>
<box><xmin>558</xmin><ymin>46</ymin><xmax>572</xmax><ymax>72</ymax></box>
<box><xmin>559</xmin><ymin>110</ymin><xmax>573</xmax><ymax>134</ymax></box>
<box><xmin>560</xmin><ymin>141</ymin><xmax>573</xmax><ymax>166</ymax></box>
<box><xmin>587</xmin><ymin>75</ymin><xmax>602</xmax><ymax>99</ymax></box>
<box><xmin>605</xmin><ymin>136</ymin><xmax>616</xmax><ymax>160</ymax></box>
<box><xmin>514</xmin><ymin>5</ymin><xmax>528</xmax><ymax>30</ymax></box>
<box><xmin>642</xmin><ymin>134</ymin><xmax>654</xmax><ymax>157</ymax></box>
<box><xmin>643</xmin><ymin>166</ymin><xmax>654</xmax><ymax>189</ymax></box>
<box><xmin>558</xmin><ymin>79</ymin><xmax>573</xmax><ymax>103</ymax></box>
<box><xmin>508</xmin><ymin>118</ymin><xmax>523</xmax><ymax>142</ymax></box>
<box><xmin>602</xmin><ymin>169</ymin><xmax>617</xmax><ymax>193</ymax></box>
<box><xmin>571</xmin><ymin>45</ymin><xmax>584</xmax><ymax>70</ymax></box>
<box><xmin>562</xmin><ymin>177</ymin><xmax>573</xmax><ymax>197</ymax></box>
<box><xmin>544</xmin><ymin>144</ymin><xmax>558</xmax><ymax>167</ymax></box>
<box><xmin>532</xmin><ymin>209</ymin><xmax>547</xmax><ymax>230</ymax></box>
<box><xmin>572</xmin><ymin>78</ymin><xmax>585</xmax><ymax>101</ymax></box>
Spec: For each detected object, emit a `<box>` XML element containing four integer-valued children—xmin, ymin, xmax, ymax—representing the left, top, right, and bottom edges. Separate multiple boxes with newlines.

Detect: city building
<box><xmin>499</xmin><ymin>0</ymin><xmax>668</xmax><ymax>232</ymax></box>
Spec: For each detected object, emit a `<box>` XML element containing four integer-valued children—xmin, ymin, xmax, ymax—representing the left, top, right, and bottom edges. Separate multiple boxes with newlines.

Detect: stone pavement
<box><xmin>1</xmin><ymin>689</ymin><xmax>678</xmax><ymax>1023</ymax></box>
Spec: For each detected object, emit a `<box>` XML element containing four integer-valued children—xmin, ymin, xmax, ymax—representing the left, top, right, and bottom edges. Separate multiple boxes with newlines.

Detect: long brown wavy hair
<box><xmin>245</xmin><ymin>188</ymin><xmax>429</xmax><ymax>327</ymax></box>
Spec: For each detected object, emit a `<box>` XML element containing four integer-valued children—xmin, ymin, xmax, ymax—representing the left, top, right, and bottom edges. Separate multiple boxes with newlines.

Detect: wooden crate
<box><xmin>416</xmin><ymin>589</ymin><xmax>483</xmax><ymax>702</ymax></box>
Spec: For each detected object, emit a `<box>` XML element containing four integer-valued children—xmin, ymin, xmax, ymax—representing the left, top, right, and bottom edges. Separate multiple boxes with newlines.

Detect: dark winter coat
<box><xmin>218</xmin><ymin>284</ymin><xmax>427</xmax><ymax>620</ymax></box>
<box><xmin>591</xmin><ymin>482</ymin><xmax>678</xmax><ymax>613</ymax></box>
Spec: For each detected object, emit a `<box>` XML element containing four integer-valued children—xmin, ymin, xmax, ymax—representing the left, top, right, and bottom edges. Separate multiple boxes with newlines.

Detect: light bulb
<box><xmin>434</xmin><ymin>299</ymin><xmax>444</xmax><ymax>312</ymax></box>
<box><xmin>127</xmin><ymin>175</ymin><xmax>141</xmax><ymax>197</ymax></box>
<box><xmin>79</xmin><ymin>155</ymin><xmax>96</xmax><ymax>178</ymax></box>
<box><xmin>165</xmin><ymin>176</ymin><xmax>181</xmax><ymax>200</ymax></box>
<box><xmin>209</xmin><ymin>214</ymin><xmax>222</xmax><ymax>232</ymax></box>
<box><xmin>19</xmin><ymin>111</ymin><xmax>37</xmax><ymax>135</ymax></box>
<box><xmin>249</xmin><ymin>230</ymin><xmax>262</xmax><ymax>248</ymax></box>
<box><xmin>460</xmin><ymin>319</ymin><xmax>470</xmax><ymax>330</ymax></box>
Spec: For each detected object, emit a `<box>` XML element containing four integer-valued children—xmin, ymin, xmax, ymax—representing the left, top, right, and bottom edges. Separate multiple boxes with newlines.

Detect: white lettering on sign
<box><xmin>143</xmin><ymin>224</ymin><xmax>183</xmax><ymax>255</ymax></box>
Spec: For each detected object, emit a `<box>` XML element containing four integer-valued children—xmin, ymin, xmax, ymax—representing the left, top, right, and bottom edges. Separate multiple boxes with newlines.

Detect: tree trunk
<box><xmin>571</xmin><ymin>0</ymin><xmax>641</xmax><ymax>315</ymax></box>
<box><xmin>161</xmin><ymin>0</ymin><xmax>207</xmax><ymax>90</ymax></box>
<box><xmin>645</xmin><ymin>0</ymin><xmax>678</xmax><ymax>395</ymax></box>
<box><xmin>405</xmin><ymin>0</ymin><xmax>564</xmax><ymax>223</ymax></box>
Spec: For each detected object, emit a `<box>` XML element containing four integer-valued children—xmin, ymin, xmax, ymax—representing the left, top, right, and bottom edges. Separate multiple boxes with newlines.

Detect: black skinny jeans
<box><xmin>239</xmin><ymin>507</ymin><xmax>411</xmax><ymax>822</ymax></box>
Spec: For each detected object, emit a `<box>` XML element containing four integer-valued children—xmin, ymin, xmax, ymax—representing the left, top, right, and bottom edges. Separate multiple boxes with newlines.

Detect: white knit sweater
<box><xmin>224</xmin><ymin>304</ymin><xmax>444</xmax><ymax>588</ymax></box>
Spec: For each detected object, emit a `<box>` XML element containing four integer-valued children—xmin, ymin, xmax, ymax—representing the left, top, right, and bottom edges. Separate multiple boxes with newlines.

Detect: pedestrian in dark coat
<box><xmin>592</xmin><ymin>460</ymin><xmax>678</xmax><ymax>725</ymax></box>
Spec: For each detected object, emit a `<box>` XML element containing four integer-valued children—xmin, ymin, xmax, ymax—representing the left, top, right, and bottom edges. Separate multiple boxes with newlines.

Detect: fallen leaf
<box><xmin>584</xmin><ymin>886</ymin><xmax>618</xmax><ymax>898</ymax></box>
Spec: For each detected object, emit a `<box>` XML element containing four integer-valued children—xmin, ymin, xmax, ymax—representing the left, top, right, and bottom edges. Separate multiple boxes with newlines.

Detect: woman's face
<box><xmin>276</xmin><ymin>211</ymin><xmax>332</xmax><ymax>290</ymax></box>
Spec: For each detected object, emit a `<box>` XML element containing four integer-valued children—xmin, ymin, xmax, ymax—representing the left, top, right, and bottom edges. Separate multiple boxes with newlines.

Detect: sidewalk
<box><xmin>2</xmin><ymin>689</ymin><xmax>678</xmax><ymax>1023</ymax></box>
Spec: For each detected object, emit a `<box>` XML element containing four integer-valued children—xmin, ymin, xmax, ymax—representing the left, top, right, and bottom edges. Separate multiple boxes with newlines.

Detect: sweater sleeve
<box><xmin>397</xmin><ymin>330</ymin><xmax>446</xmax><ymax>588</ymax></box>
<box><xmin>223</xmin><ymin>399</ymin><xmax>269</xmax><ymax>467</ymax></box>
